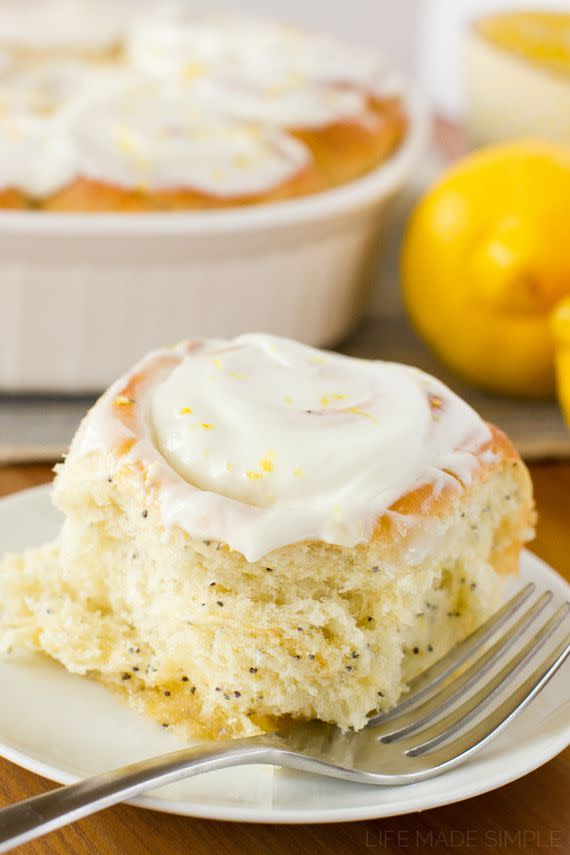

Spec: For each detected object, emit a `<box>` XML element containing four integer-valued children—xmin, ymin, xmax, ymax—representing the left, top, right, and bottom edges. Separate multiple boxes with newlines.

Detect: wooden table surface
<box><xmin>0</xmin><ymin>463</ymin><xmax>568</xmax><ymax>855</ymax></box>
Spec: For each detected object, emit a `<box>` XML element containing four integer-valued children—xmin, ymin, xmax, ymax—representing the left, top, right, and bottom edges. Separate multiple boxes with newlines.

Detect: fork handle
<box><xmin>0</xmin><ymin>738</ymin><xmax>275</xmax><ymax>853</ymax></box>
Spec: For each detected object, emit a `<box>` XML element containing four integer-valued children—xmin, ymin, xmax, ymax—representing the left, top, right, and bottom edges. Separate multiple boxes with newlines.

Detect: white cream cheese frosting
<box><xmin>0</xmin><ymin>0</ymin><xmax>135</xmax><ymax>54</ymax></box>
<box><xmin>0</xmin><ymin>4</ymin><xmax>397</xmax><ymax>196</ymax></box>
<box><xmin>0</xmin><ymin>115</ymin><xmax>76</xmax><ymax>196</ymax></box>
<box><xmin>0</xmin><ymin>80</ymin><xmax>312</xmax><ymax>197</ymax></box>
<box><xmin>170</xmin><ymin>77</ymin><xmax>374</xmax><ymax>131</ymax></box>
<box><xmin>126</xmin><ymin>8</ymin><xmax>388</xmax><ymax>130</ymax></box>
<box><xmin>126</xmin><ymin>9</ymin><xmax>385</xmax><ymax>92</ymax></box>
<box><xmin>0</xmin><ymin>61</ymin><xmax>134</xmax><ymax>123</ymax></box>
<box><xmin>0</xmin><ymin>63</ymin><xmax>137</xmax><ymax>194</ymax></box>
<box><xmin>70</xmin><ymin>335</ymin><xmax>493</xmax><ymax>561</ymax></box>
<box><xmin>71</xmin><ymin>92</ymin><xmax>312</xmax><ymax>196</ymax></box>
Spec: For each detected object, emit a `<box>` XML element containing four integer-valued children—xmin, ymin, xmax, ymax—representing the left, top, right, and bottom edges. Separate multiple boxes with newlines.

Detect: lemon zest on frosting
<box><xmin>260</xmin><ymin>457</ymin><xmax>275</xmax><ymax>473</ymax></box>
<box><xmin>349</xmin><ymin>407</ymin><xmax>377</xmax><ymax>423</ymax></box>
<box><xmin>233</xmin><ymin>154</ymin><xmax>251</xmax><ymax>169</ymax></box>
<box><xmin>183</xmin><ymin>62</ymin><xmax>207</xmax><ymax>80</ymax></box>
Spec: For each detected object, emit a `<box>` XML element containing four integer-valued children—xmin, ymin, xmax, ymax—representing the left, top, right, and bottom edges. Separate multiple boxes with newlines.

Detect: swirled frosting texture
<box><xmin>72</xmin><ymin>335</ymin><xmax>492</xmax><ymax>561</ymax></box>
<box><xmin>126</xmin><ymin>10</ymin><xmax>385</xmax><ymax>92</ymax></box>
<box><xmin>0</xmin><ymin>2</ymin><xmax>400</xmax><ymax>197</ymax></box>
<box><xmin>71</xmin><ymin>92</ymin><xmax>311</xmax><ymax>195</ymax></box>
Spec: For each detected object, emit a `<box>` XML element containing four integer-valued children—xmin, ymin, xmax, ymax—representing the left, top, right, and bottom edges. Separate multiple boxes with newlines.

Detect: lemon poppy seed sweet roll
<box><xmin>45</xmin><ymin>90</ymin><xmax>325</xmax><ymax>212</ymax></box>
<box><xmin>0</xmin><ymin>335</ymin><xmax>535</xmax><ymax>740</ymax></box>
<box><xmin>0</xmin><ymin>61</ymin><xmax>141</xmax><ymax>207</ymax></box>
<box><xmin>0</xmin><ymin>115</ymin><xmax>75</xmax><ymax>208</ymax></box>
<box><xmin>125</xmin><ymin>10</ymin><xmax>407</xmax><ymax>189</ymax></box>
<box><xmin>0</xmin><ymin>8</ymin><xmax>407</xmax><ymax>209</ymax></box>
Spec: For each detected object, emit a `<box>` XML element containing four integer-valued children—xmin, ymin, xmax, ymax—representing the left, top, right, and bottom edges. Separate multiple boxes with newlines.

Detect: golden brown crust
<box><xmin>0</xmin><ymin>188</ymin><xmax>29</xmax><ymax>209</ymax></box>
<box><xmin>43</xmin><ymin>164</ymin><xmax>327</xmax><ymax>212</ymax></box>
<box><xmin>292</xmin><ymin>96</ymin><xmax>408</xmax><ymax>187</ymax></box>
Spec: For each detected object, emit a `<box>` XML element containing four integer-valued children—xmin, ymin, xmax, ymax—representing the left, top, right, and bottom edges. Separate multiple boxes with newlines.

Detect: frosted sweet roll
<box><xmin>0</xmin><ymin>335</ymin><xmax>535</xmax><ymax>739</ymax></box>
<box><xmin>0</xmin><ymin>2</ymin><xmax>406</xmax><ymax>210</ymax></box>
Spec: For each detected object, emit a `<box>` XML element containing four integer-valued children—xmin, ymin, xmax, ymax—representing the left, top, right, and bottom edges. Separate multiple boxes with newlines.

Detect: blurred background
<box><xmin>2</xmin><ymin>0</ymin><xmax>570</xmax><ymax>462</ymax></box>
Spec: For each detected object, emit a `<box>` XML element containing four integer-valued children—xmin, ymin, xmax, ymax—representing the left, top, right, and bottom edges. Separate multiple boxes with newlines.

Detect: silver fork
<box><xmin>0</xmin><ymin>582</ymin><xmax>568</xmax><ymax>853</ymax></box>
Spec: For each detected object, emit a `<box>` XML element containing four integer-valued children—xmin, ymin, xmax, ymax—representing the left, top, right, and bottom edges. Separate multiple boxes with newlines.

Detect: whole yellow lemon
<box><xmin>552</xmin><ymin>297</ymin><xmax>570</xmax><ymax>425</ymax></box>
<box><xmin>402</xmin><ymin>140</ymin><xmax>570</xmax><ymax>398</ymax></box>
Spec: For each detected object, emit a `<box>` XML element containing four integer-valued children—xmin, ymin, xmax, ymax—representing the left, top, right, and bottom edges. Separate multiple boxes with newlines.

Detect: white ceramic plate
<box><xmin>1</xmin><ymin>484</ymin><xmax>569</xmax><ymax>823</ymax></box>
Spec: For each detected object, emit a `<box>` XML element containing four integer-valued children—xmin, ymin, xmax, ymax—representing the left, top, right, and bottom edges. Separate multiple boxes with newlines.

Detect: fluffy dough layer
<box><xmin>0</xmin><ymin>432</ymin><xmax>534</xmax><ymax>739</ymax></box>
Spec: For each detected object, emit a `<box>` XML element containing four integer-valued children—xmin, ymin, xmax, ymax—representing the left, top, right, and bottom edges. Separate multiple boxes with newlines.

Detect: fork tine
<box><xmin>404</xmin><ymin>630</ymin><xmax>570</xmax><ymax>780</ymax></box>
<box><xmin>377</xmin><ymin>590</ymin><xmax>553</xmax><ymax>741</ymax></box>
<box><xmin>368</xmin><ymin>582</ymin><xmax>536</xmax><ymax>727</ymax></box>
<box><xmin>405</xmin><ymin>602</ymin><xmax>570</xmax><ymax>758</ymax></box>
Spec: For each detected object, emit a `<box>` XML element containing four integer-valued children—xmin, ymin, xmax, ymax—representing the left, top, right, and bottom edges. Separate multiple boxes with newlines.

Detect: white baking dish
<box><xmin>0</xmin><ymin>87</ymin><xmax>429</xmax><ymax>392</ymax></box>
